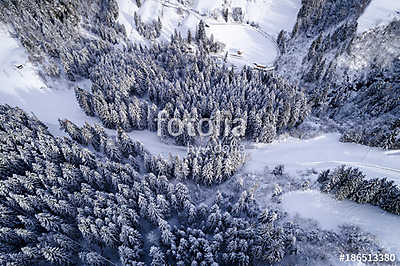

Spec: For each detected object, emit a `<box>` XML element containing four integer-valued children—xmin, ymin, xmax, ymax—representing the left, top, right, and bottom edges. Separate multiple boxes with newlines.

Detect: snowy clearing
<box><xmin>282</xmin><ymin>190</ymin><xmax>400</xmax><ymax>256</ymax></box>
<box><xmin>193</xmin><ymin>0</ymin><xmax>224</xmax><ymax>15</ymax></box>
<box><xmin>108</xmin><ymin>130</ymin><xmax>400</xmax><ymax>186</ymax></box>
<box><xmin>246</xmin><ymin>133</ymin><xmax>400</xmax><ymax>184</ymax></box>
<box><xmin>116</xmin><ymin>0</ymin><xmax>146</xmax><ymax>42</ymax></box>
<box><xmin>127</xmin><ymin>130</ymin><xmax>187</xmax><ymax>158</ymax></box>
<box><xmin>193</xmin><ymin>0</ymin><xmax>301</xmax><ymax>37</ymax></box>
<box><xmin>207</xmin><ymin>24</ymin><xmax>278</xmax><ymax>68</ymax></box>
<box><xmin>230</xmin><ymin>0</ymin><xmax>301</xmax><ymax>37</ymax></box>
<box><xmin>0</xmin><ymin>27</ymin><xmax>46</xmax><ymax>100</ymax></box>
<box><xmin>357</xmin><ymin>0</ymin><xmax>400</xmax><ymax>33</ymax></box>
<box><xmin>0</xmin><ymin>26</ymin><xmax>95</xmax><ymax>135</ymax></box>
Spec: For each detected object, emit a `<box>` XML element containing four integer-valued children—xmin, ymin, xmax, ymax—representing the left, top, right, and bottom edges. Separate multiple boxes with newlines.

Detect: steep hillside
<box><xmin>275</xmin><ymin>0</ymin><xmax>400</xmax><ymax>149</ymax></box>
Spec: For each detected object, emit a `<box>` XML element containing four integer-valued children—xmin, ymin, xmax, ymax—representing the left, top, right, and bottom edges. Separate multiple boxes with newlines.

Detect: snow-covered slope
<box><xmin>122</xmin><ymin>129</ymin><xmax>400</xmax><ymax>183</ymax></box>
<box><xmin>0</xmin><ymin>26</ymin><xmax>46</xmax><ymax>100</ymax></box>
<box><xmin>0</xmin><ymin>26</ymin><xmax>94</xmax><ymax>135</ymax></box>
<box><xmin>127</xmin><ymin>130</ymin><xmax>187</xmax><ymax>157</ymax></box>
<box><xmin>230</xmin><ymin>0</ymin><xmax>301</xmax><ymax>37</ymax></box>
<box><xmin>117</xmin><ymin>0</ymin><xmax>146</xmax><ymax>42</ymax></box>
<box><xmin>207</xmin><ymin>24</ymin><xmax>278</xmax><ymax>68</ymax></box>
<box><xmin>357</xmin><ymin>0</ymin><xmax>400</xmax><ymax>33</ymax></box>
<box><xmin>193</xmin><ymin>0</ymin><xmax>301</xmax><ymax>36</ymax></box>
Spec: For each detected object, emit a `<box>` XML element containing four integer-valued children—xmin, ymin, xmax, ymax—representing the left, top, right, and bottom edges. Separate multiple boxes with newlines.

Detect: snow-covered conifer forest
<box><xmin>0</xmin><ymin>0</ymin><xmax>399</xmax><ymax>265</ymax></box>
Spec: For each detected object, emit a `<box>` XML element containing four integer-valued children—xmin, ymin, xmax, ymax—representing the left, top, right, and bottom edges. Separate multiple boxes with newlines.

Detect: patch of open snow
<box><xmin>245</xmin><ymin>133</ymin><xmax>400</xmax><ymax>185</ymax></box>
<box><xmin>193</xmin><ymin>0</ymin><xmax>301</xmax><ymax>37</ymax></box>
<box><xmin>193</xmin><ymin>0</ymin><xmax>224</xmax><ymax>15</ymax></box>
<box><xmin>157</xmin><ymin>4</ymin><xmax>188</xmax><ymax>41</ymax></box>
<box><xmin>231</xmin><ymin>0</ymin><xmax>301</xmax><ymax>37</ymax></box>
<box><xmin>0</xmin><ymin>27</ymin><xmax>46</xmax><ymax>98</ymax></box>
<box><xmin>127</xmin><ymin>130</ymin><xmax>187</xmax><ymax>158</ymax></box>
<box><xmin>357</xmin><ymin>0</ymin><xmax>400</xmax><ymax>33</ymax></box>
<box><xmin>207</xmin><ymin>24</ymin><xmax>278</xmax><ymax>68</ymax></box>
<box><xmin>116</xmin><ymin>0</ymin><xmax>147</xmax><ymax>43</ymax></box>
<box><xmin>282</xmin><ymin>190</ymin><xmax>400</xmax><ymax>256</ymax></box>
<box><xmin>181</xmin><ymin>13</ymin><xmax>200</xmax><ymax>33</ymax></box>
<box><xmin>0</xmin><ymin>26</ymin><xmax>95</xmax><ymax>135</ymax></box>
<box><xmin>117</xmin><ymin>0</ymin><xmax>190</xmax><ymax>43</ymax></box>
<box><xmin>138</xmin><ymin>0</ymin><xmax>163</xmax><ymax>24</ymax></box>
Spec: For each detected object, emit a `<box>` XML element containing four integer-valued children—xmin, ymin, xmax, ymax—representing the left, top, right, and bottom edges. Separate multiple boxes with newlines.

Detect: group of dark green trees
<box><xmin>318</xmin><ymin>166</ymin><xmax>400</xmax><ymax>216</ymax></box>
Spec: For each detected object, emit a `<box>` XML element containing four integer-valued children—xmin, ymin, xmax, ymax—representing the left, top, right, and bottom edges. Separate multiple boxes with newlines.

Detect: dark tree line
<box><xmin>318</xmin><ymin>166</ymin><xmax>400</xmax><ymax>215</ymax></box>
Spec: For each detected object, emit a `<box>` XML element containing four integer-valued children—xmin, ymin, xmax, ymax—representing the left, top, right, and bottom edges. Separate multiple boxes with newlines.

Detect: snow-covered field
<box><xmin>128</xmin><ymin>130</ymin><xmax>187</xmax><ymax>157</ymax></box>
<box><xmin>230</xmin><ymin>0</ymin><xmax>300</xmax><ymax>37</ymax></box>
<box><xmin>357</xmin><ymin>0</ymin><xmax>400</xmax><ymax>33</ymax></box>
<box><xmin>282</xmin><ymin>190</ymin><xmax>400</xmax><ymax>256</ymax></box>
<box><xmin>194</xmin><ymin>0</ymin><xmax>300</xmax><ymax>36</ymax></box>
<box><xmin>207</xmin><ymin>24</ymin><xmax>278</xmax><ymax>68</ymax></box>
<box><xmin>0</xmin><ymin>26</ymin><xmax>95</xmax><ymax>135</ymax></box>
<box><xmin>246</xmin><ymin>133</ymin><xmax>400</xmax><ymax>185</ymax></box>
<box><xmin>117</xmin><ymin>0</ymin><xmax>145</xmax><ymax>42</ymax></box>
<box><xmin>0</xmin><ymin>26</ymin><xmax>46</xmax><ymax>102</ymax></box>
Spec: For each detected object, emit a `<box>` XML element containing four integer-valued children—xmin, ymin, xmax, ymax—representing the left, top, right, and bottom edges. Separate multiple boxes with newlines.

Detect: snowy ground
<box><xmin>229</xmin><ymin>0</ymin><xmax>300</xmax><ymax>37</ymax></box>
<box><xmin>282</xmin><ymin>190</ymin><xmax>400</xmax><ymax>257</ymax></box>
<box><xmin>0</xmin><ymin>26</ymin><xmax>46</xmax><ymax>102</ymax></box>
<box><xmin>0</xmin><ymin>26</ymin><xmax>95</xmax><ymax>135</ymax></box>
<box><xmin>117</xmin><ymin>0</ymin><xmax>146</xmax><ymax>42</ymax></box>
<box><xmin>357</xmin><ymin>0</ymin><xmax>400</xmax><ymax>33</ymax></box>
<box><xmin>246</xmin><ymin>133</ymin><xmax>400</xmax><ymax>185</ymax></box>
<box><xmin>193</xmin><ymin>0</ymin><xmax>300</xmax><ymax>37</ymax></box>
<box><xmin>127</xmin><ymin>130</ymin><xmax>187</xmax><ymax>158</ymax></box>
<box><xmin>206</xmin><ymin>24</ymin><xmax>278</xmax><ymax>68</ymax></box>
<box><xmin>108</xmin><ymin>130</ymin><xmax>400</xmax><ymax>187</ymax></box>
